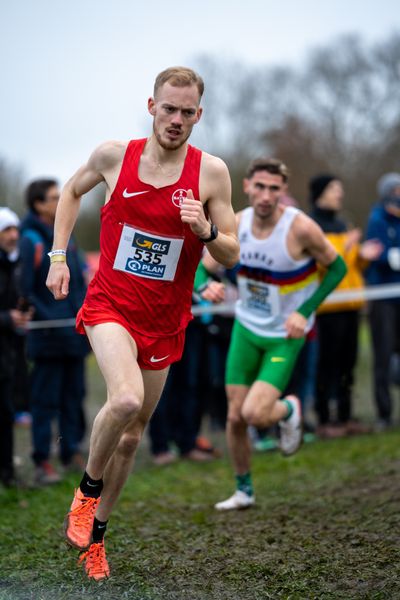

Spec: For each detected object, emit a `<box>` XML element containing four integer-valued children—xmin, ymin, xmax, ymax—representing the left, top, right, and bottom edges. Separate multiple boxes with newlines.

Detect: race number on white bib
<box><xmin>113</xmin><ymin>224</ymin><xmax>184</xmax><ymax>281</ymax></box>
<box><xmin>238</xmin><ymin>277</ymin><xmax>281</xmax><ymax>318</ymax></box>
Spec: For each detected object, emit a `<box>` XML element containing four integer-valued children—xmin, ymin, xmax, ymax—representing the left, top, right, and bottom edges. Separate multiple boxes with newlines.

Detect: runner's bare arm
<box><xmin>285</xmin><ymin>213</ymin><xmax>346</xmax><ymax>338</ymax></box>
<box><xmin>201</xmin><ymin>249</ymin><xmax>223</xmax><ymax>274</ymax></box>
<box><xmin>180</xmin><ymin>155</ymin><xmax>239</xmax><ymax>268</ymax></box>
<box><xmin>200</xmin><ymin>212</ymin><xmax>243</xmax><ymax>272</ymax></box>
<box><xmin>46</xmin><ymin>141</ymin><xmax>125</xmax><ymax>300</ymax></box>
<box><xmin>295</xmin><ymin>213</ymin><xmax>338</xmax><ymax>266</ymax></box>
<box><xmin>193</xmin><ymin>209</ymin><xmax>242</xmax><ymax>295</ymax></box>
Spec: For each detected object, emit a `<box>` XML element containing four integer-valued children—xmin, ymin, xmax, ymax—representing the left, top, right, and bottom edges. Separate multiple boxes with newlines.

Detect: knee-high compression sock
<box><xmin>79</xmin><ymin>471</ymin><xmax>103</xmax><ymax>498</ymax></box>
<box><xmin>92</xmin><ymin>517</ymin><xmax>108</xmax><ymax>543</ymax></box>
<box><xmin>235</xmin><ymin>472</ymin><xmax>254</xmax><ymax>497</ymax></box>
<box><xmin>282</xmin><ymin>398</ymin><xmax>294</xmax><ymax>421</ymax></box>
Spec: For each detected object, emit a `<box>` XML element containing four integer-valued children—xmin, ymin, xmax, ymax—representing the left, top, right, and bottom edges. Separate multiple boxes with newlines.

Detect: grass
<box><xmin>1</xmin><ymin>318</ymin><xmax>400</xmax><ymax>599</ymax></box>
<box><xmin>1</xmin><ymin>431</ymin><xmax>399</xmax><ymax>600</ymax></box>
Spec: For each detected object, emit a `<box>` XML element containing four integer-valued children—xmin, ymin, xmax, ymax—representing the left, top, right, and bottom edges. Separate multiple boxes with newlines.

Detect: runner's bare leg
<box><xmin>96</xmin><ymin>368</ymin><xmax>169</xmax><ymax>521</ymax></box>
<box><xmin>84</xmin><ymin>322</ymin><xmax>145</xmax><ymax>480</ymax></box>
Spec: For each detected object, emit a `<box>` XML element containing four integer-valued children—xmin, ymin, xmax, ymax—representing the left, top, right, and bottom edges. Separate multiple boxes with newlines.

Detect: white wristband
<box><xmin>388</xmin><ymin>248</ymin><xmax>400</xmax><ymax>271</ymax></box>
<box><xmin>47</xmin><ymin>249</ymin><xmax>67</xmax><ymax>258</ymax></box>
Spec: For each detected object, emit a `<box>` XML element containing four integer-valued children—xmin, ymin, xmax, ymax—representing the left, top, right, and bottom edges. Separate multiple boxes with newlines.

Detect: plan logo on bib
<box><xmin>171</xmin><ymin>189</ymin><xmax>187</xmax><ymax>208</ymax></box>
<box><xmin>125</xmin><ymin>258</ymin><xmax>165</xmax><ymax>278</ymax></box>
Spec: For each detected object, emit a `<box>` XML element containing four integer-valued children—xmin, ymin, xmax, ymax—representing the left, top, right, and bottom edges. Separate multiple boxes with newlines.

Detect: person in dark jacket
<box><xmin>365</xmin><ymin>172</ymin><xmax>400</xmax><ymax>429</ymax></box>
<box><xmin>0</xmin><ymin>208</ymin><xmax>32</xmax><ymax>487</ymax></box>
<box><xmin>20</xmin><ymin>179</ymin><xmax>89</xmax><ymax>485</ymax></box>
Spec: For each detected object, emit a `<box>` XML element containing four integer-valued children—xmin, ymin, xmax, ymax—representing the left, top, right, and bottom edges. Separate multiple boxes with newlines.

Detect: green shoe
<box><xmin>254</xmin><ymin>436</ymin><xmax>278</xmax><ymax>452</ymax></box>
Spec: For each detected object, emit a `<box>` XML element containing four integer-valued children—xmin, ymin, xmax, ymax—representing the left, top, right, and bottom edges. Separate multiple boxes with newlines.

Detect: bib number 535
<box><xmin>133</xmin><ymin>248</ymin><xmax>162</xmax><ymax>265</ymax></box>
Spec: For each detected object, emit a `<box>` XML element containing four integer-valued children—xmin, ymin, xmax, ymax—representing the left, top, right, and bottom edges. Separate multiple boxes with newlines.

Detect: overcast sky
<box><xmin>1</xmin><ymin>0</ymin><xmax>399</xmax><ymax>185</ymax></box>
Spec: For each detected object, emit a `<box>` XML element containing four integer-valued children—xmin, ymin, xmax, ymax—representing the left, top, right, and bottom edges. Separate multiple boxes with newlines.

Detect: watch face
<box><xmin>207</xmin><ymin>224</ymin><xmax>217</xmax><ymax>241</ymax></box>
<box><xmin>200</xmin><ymin>223</ymin><xmax>218</xmax><ymax>242</ymax></box>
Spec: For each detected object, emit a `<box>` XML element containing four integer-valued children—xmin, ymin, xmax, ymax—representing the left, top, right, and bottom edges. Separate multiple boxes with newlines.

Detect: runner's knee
<box><xmin>109</xmin><ymin>391</ymin><xmax>142</xmax><ymax>422</ymax></box>
<box><xmin>227</xmin><ymin>409</ymin><xmax>247</xmax><ymax>429</ymax></box>
<box><xmin>241</xmin><ymin>404</ymin><xmax>273</xmax><ymax>428</ymax></box>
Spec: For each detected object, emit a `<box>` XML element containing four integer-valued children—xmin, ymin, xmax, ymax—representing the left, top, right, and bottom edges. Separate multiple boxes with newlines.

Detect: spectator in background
<box><xmin>20</xmin><ymin>179</ymin><xmax>89</xmax><ymax>485</ymax></box>
<box><xmin>0</xmin><ymin>208</ymin><xmax>32</xmax><ymax>487</ymax></box>
<box><xmin>193</xmin><ymin>261</ymin><xmax>237</xmax><ymax>432</ymax></box>
<box><xmin>12</xmin><ymin>333</ymin><xmax>31</xmax><ymax>427</ymax></box>
<box><xmin>365</xmin><ymin>172</ymin><xmax>400</xmax><ymax>429</ymax></box>
<box><xmin>149</xmin><ymin>323</ymin><xmax>215</xmax><ymax>465</ymax></box>
<box><xmin>309</xmin><ymin>174</ymin><xmax>382</xmax><ymax>438</ymax></box>
<box><xmin>148</xmin><ymin>277</ymin><xmax>226</xmax><ymax>465</ymax></box>
<box><xmin>200</xmin><ymin>271</ymin><xmax>237</xmax><ymax>432</ymax></box>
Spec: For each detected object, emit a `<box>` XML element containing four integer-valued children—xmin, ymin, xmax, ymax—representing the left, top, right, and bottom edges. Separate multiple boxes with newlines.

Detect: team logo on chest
<box><xmin>172</xmin><ymin>189</ymin><xmax>188</xmax><ymax>208</ymax></box>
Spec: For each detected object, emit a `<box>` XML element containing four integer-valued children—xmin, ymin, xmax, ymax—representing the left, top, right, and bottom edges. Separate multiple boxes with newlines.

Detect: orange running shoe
<box><xmin>78</xmin><ymin>541</ymin><xmax>110</xmax><ymax>581</ymax></box>
<box><xmin>64</xmin><ymin>488</ymin><xmax>100</xmax><ymax>550</ymax></box>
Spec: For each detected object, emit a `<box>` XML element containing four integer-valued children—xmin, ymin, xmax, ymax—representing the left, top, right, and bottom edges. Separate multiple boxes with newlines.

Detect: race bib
<box><xmin>113</xmin><ymin>224</ymin><xmax>184</xmax><ymax>281</ymax></box>
<box><xmin>238</xmin><ymin>277</ymin><xmax>281</xmax><ymax>318</ymax></box>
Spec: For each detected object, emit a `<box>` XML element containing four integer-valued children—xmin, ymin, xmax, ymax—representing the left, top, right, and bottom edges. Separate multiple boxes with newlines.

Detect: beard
<box><xmin>251</xmin><ymin>196</ymin><xmax>281</xmax><ymax>221</ymax></box>
<box><xmin>153</xmin><ymin>123</ymin><xmax>192</xmax><ymax>151</ymax></box>
<box><xmin>254</xmin><ymin>205</ymin><xmax>275</xmax><ymax>220</ymax></box>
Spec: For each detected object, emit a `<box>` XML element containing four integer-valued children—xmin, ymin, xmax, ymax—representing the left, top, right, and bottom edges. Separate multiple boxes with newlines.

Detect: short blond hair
<box><xmin>154</xmin><ymin>66</ymin><xmax>204</xmax><ymax>99</ymax></box>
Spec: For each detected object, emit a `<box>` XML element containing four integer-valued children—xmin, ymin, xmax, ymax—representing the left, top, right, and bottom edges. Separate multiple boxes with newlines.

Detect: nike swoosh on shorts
<box><xmin>150</xmin><ymin>355</ymin><xmax>170</xmax><ymax>363</ymax></box>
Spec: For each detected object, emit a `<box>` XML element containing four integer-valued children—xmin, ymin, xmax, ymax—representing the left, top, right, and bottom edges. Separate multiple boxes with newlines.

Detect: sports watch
<box><xmin>199</xmin><ymin>223</ymin><xmax>218</xmax><ymax>243</ymax></box>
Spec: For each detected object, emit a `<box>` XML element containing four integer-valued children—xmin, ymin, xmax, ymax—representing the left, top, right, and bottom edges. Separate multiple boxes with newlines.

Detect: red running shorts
<box><xmin>76</xmin><ymin>302</ymin><xmax>186</xmax><ymax>370</ymax></box>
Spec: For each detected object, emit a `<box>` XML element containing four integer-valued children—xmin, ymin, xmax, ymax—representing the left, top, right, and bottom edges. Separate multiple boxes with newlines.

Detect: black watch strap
<box><xmin>199</xmin><ymin>223</ymin><xmax>218</xmax><ymax>243</ymax></box>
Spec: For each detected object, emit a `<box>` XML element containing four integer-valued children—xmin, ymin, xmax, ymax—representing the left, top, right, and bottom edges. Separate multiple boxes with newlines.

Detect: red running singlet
<box><xmin>77</xmin><ymin>139</ymin><xmax>204</xmax><ymax>343</ymax></box>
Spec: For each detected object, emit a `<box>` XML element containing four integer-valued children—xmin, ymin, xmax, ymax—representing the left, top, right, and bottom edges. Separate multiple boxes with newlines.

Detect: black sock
<box><xmin>79</xmin><ymin>471</ymin><xmax>103</xmax><ymax>498</ymax></box>
<box><xmin>92</xmin><ymin>517</ymin><xmax>108</xmax><ymax>543</ymax></box>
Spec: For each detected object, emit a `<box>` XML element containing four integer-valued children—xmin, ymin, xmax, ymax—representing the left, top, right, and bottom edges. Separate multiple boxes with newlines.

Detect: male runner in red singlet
<box><xmin>46</xmin><ymin>66</ymin><xmax>239</xmax><ymax>580</ymax></box>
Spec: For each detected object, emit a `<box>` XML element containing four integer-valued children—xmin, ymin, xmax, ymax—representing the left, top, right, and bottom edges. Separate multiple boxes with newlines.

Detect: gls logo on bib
<box><xmin>132</xmin><ymin>233</ymin><xmax>170</xmax><ymax>254</ymax></box>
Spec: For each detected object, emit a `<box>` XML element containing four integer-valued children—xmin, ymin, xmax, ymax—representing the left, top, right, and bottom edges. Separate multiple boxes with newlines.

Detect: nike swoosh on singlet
<box><xmin>122</xmin><ymin>189</ymin><xmax>150</xmax><ymax>198</ymax></box>
<box><xmin>150</xmin><ymin>354</ymin><xmax>170</xmax><ymax>363</ymax></box>
<box><xmin>271</xmin><ymin>357</ymin><xmax>286</xmax><ymax>362</ymax></box>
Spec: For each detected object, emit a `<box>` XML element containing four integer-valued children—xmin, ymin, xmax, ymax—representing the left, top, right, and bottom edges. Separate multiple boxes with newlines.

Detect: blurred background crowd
<box><xmin>1</xmin><ymin>165</ymin><xmax>400</xmax><ymax>488</ymax></box>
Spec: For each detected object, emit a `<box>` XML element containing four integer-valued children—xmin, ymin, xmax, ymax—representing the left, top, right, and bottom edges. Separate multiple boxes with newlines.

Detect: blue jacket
<box><xmin>365</xmin><ymin>203</ymin><xmax>400</xmax><ymax>290</ymax></box>
<box><xmin>19</xmin><ymin>211</ymin><xmax>89</xmax><ymax>359</ymax></box>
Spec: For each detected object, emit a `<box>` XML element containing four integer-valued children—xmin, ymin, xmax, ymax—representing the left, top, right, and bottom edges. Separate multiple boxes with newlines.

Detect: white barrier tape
<box><xmin>192</xmin><ymin>282</ymin><xmax>400</xmax><ymax>315</ymax></box>
<box><xmin>192</xmin><ymin>303</ymin><xmax>235</xmax><ymax>317</ymax></box>
<box><xmin>26</xmin><ymin>282</ymin><xmax>400</xmax><ymax>329</ymax></box>
<box><xmin>323</xmin><ymin>282</ymin><xmax>400</xmax><ymax>303</ymax></box>
<box><xmin>28</xmin><ymin>318</ymin><xmax>77</xmax><ymax>330</ymax></box>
